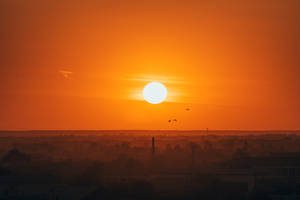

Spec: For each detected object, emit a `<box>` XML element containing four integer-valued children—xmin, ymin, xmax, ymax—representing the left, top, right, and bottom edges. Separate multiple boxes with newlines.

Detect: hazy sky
<box><xmin>0</xmin><ymin>0</ymin><xmax>299</xmax><ymax>130</ymax></box>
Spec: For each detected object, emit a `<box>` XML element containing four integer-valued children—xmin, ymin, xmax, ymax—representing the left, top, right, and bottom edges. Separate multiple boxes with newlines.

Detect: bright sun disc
<box><xmin>143</xmin><ymin>82</ymin><xmax>167</xmax><ymax>104</ymax></box>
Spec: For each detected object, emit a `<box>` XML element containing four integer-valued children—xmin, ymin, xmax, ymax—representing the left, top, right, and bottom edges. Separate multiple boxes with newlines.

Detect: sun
<box><xmin>143</xmin><ymin>82</ymin><xmax>167</xmax><ymax>104</ymax></box>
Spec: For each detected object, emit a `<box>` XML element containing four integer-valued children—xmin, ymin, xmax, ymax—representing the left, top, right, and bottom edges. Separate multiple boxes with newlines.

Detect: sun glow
<box><xmin>143</xmin><ymin>82</ymin><xmax>167</xmax><ymax>104</ymax></box>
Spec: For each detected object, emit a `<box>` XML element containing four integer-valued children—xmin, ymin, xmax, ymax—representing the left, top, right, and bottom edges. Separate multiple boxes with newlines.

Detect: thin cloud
<box><xmin>124</xmin><ymin>73</ymin><xmax>189</xmax><ymax>85</ymax></box>
<box><xmin>59</xmin><ymin>70</ymin><xmax>73</xmax><ymax>79</ymax></box>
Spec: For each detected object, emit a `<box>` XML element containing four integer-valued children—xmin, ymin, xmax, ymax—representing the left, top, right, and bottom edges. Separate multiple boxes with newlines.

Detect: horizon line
<box><xmin>0</xmin><ymin>129</ymin><xmax>299</xmax><ymax>132</ymax></box>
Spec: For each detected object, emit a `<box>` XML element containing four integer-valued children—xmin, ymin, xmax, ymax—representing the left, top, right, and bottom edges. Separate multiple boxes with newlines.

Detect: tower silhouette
<box><xmin>152</xmin><ymin>137</ymin><xmax>155</xmax><ymax>155</ymax></box>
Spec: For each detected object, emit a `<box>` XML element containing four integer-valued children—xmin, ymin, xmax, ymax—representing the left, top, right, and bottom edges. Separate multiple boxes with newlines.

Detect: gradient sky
<box><xmin>0</xmin><ymin>0</ymin><xmax>299</xmax><ymax>130</ymax></box>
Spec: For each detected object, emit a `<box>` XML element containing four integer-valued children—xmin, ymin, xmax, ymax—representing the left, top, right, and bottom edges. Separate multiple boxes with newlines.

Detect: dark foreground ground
<box><xmin>0</xmin><ymin>130</ymin><xmax>300</xmax><ymax>200</ymax></box>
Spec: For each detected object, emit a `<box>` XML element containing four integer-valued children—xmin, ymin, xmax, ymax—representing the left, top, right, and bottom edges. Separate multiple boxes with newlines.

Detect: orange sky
<box><xmin>0</xmin><ymin>0</ymin><xmax>299</xmax><ymax>130</ymax></box>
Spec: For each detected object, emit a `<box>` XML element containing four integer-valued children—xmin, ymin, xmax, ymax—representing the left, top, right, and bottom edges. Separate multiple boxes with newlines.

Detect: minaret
<box><xmin>152</xmin><ymin>137</ymin><xmax>155</xmax><ymax>155</ymax></box>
